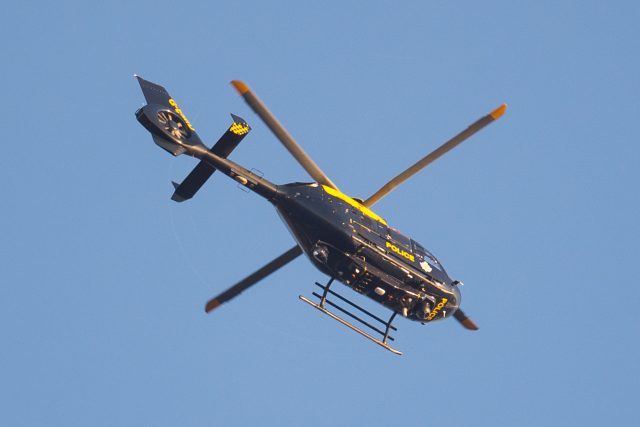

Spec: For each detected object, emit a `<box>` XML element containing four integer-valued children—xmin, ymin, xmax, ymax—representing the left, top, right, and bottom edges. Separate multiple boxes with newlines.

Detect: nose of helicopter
<box><xmin>447</xmin><ymin>281</ymin><xmax>462</xmax><ymax>316</ymax></box>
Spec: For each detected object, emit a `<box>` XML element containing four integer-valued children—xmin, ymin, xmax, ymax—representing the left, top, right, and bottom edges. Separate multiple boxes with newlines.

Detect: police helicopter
<box><xmin>134</xmin><ymin>76</ymin><xmax>506</xmax><ymax>355</ymax></box>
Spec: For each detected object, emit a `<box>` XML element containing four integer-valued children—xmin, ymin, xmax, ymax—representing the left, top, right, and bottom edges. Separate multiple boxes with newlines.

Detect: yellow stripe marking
<box><xmin>322</xmin><ymin>185</ymin><xmax>387</xmax><ymax>225</ymax></box>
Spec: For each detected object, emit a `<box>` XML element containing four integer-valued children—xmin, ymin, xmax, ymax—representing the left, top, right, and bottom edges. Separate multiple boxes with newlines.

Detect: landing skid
<box><xmin>299</xmin><ymin>280</ymin><xmax>402</xmax><ymax>355</ymax></box>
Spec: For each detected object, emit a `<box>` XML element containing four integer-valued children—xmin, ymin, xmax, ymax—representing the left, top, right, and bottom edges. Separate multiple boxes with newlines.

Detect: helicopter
<box><xmin>134</xmin><ymin>75</ymin><xmax>506</xmax><ymax>355</ymax></box>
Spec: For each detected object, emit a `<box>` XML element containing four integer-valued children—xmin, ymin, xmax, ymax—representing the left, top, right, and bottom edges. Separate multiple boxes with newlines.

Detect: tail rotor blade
<box><xmin>364</xmin><ymin>104</ymin><xmax>507</xmax><ymax>207</ymax></box>
<box><xmin>205</xmin><ymin>245</ymin><xmax>303</xmax><ymax>313</ymax></box>
<box><xmin>230</xmin><ymin>80</ymin><xmax>340</xmax><ymax>191</ymax></box>
<box><xmin>453</xmin><ymin>309</ymin><xmax>479</xmax><ymax>331</ymax></box>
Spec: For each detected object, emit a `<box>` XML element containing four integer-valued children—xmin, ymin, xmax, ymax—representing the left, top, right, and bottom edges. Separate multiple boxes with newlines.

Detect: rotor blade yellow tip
<box><xmin>490</xmin><ymin>103</ymin><xmax>507</xmax><ymax>120</ymax></box>
<box><xmin>205</xmin><ymin>299</ymin><xmax>221</xmax><ymax>313</ymax></box>
<box><xmin>230</xmin><ymin>80</ymin><xmax>250</xmax><ymax>95</ymax></box>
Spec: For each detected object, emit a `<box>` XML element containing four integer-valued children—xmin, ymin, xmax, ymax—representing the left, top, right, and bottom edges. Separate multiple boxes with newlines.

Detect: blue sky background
<box><xmin>2</xmin><ymin>1</ymin><xmax>639</xmax><ymax>426</ymax></box>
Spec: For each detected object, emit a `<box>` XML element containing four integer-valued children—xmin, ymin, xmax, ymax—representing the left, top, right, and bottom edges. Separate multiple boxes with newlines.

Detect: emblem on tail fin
<box><xmin>168</xmin><ymin>98</ymin><xmax>195</xmax><ymax>131</ymax></box>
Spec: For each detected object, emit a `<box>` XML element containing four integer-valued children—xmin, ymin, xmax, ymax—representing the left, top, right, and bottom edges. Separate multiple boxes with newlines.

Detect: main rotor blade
<box><xmin>205</xmin><ymin>245</ymin><xmax>303</xmax><ymax>313</ymax></box>
<box><xmin>363</xmin><ymin>104</ymin><xmax>507</xmax><ymax>207</ymax></box>
<box><xmin>453</xmin><ymin>309</ymin><xmax>479</xmax><ymax>331</ymax></box>
<box><xmin>231</xmin><ymin>80</ymin><xmax>340</xmax><ymax>190</ymax></box>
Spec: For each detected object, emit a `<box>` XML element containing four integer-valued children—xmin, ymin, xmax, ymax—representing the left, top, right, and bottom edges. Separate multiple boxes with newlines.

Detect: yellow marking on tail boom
<box><xmin>229</xmin><ymin>122</ymin><xmax>250</xmax><ymax>135</ymax></box>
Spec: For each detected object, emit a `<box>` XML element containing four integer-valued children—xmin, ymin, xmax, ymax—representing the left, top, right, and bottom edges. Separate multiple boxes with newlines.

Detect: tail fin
<box><xmin>134</xmin><ymin>75</ymin><xmax>206</xmax><ymax>155</ymax></box>
<box><xmin>171</xmin><ymin>114</ymin><xmax>251</xmax><ymax>202</ymax></box>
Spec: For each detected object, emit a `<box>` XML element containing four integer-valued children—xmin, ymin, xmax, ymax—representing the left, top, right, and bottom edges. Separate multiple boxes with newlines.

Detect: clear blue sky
<box><xmin>2</xmin><ymin>1</ymin><xmax>639</xmax><ymax>426</ymax></box>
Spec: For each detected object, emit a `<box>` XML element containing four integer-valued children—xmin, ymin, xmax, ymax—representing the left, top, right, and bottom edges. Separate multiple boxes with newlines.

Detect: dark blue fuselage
<box><xmin>273</xmin><ymin>183</ymin><xmax>461</xmax><ymax>323</ymax></box>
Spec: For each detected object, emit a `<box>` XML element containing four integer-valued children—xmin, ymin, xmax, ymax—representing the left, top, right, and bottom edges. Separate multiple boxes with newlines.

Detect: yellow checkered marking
<box><xmin>229</xmin><ymin>122</ymin><xmax>250</xmax><ymax>136</ymax></box>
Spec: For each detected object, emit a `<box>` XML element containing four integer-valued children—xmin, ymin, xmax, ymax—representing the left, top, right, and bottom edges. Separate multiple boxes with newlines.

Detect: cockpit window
<box><xmin>412</xmin><ymin>240</ymin><xmax>443</xmax><ymax>271</ymax></box>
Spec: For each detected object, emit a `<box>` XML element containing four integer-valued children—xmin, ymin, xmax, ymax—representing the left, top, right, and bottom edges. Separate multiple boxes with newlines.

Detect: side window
<box><xmin>413</xmin><ymin>240</ymin><xmax>426</xmax><ymax>255</ymax></box>
<box><xmin>388</xmin><ymin>228</ymin><xmax>411</xmax><ymax>249</ymax></box>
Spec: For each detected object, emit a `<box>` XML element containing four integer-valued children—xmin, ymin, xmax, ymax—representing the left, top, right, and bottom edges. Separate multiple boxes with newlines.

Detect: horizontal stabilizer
<box><xmin>171</xmin><ymin>114</ymin><xmax>251</xmax><ymax>202</ymax></box>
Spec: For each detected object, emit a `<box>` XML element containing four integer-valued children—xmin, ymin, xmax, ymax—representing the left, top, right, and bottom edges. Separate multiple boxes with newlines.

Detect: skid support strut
<box><xmin>299</xmin><ymin>279</ymin><xmax>402</xmax><ymax>355</ymax></box>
